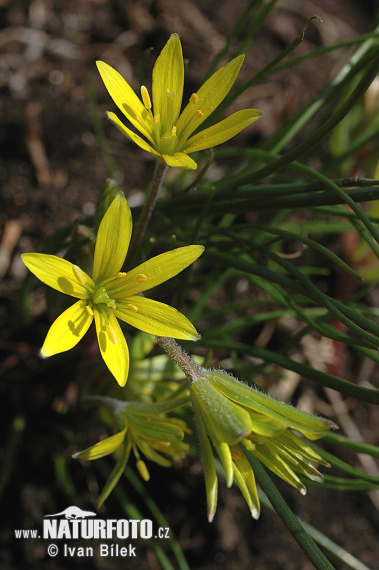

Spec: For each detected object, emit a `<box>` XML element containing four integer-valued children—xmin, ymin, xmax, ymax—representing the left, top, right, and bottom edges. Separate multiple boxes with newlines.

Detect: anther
<box><xmin>141</xmin><ymin>85</ymin><xmax>151</xmax><ymax>109</ymax></box>
<box><xmin>242</xmin><ymin>437</ymin><xmax>255</xmax><ymax>451</ymax></box>
<box><xmin>171</xmin><ymin>126</ymin><xmax>177</xmax><ymax>137</ymax></box>
<box><xmin>196</xmin><ymin>110</ymin><xmax>203</xmax><ymax>117</ymax></box>
<box><xmin>190</xmin><ymin>93</ymin><xmax>198</xmax><ymax>105</ymax></box>
<box><xmin>230</xmin><ymin>447</ymin><xmax>243</xmax><ymax>460</ymax></box>
<box><xmin>153</xmin><ymin>114</ymin><xmax>160</xmax><ymax>124</ymax></box>
<box><xmin>106</xmin><ymin>325</ymin><xmax>118</xmax><ymax>344</ymax></box>
<box><xmin>86</xmin><ymin>305</ymin><xmax>94</xmax><ymax>316</ymax></box>
<box><xmin>73</xmin><ymin>264</ymin><xmax>87</xmax><ymax>285</ymax></box>
<box><xmin>117</xmin><ymin>272</ymin><xmax>127</xmax><ymax>278</ymax></box>
<box><xmin>136</xmin><ymin>273</ymin><xmax>148</xmax><ymax>282</ymax></box>
<box><xmin>128</xmin><ymin>303</ymin><xmax>139</xmax><ymax>313</ymax></box>
<box><xmin>136</xmin><ymin>460</ymin><xmax>150</xmax><ymax>481</ymax></box>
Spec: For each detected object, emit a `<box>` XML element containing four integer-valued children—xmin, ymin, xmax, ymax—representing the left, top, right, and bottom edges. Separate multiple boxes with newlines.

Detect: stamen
<box><xmin>73</xmin><ymin>264</ymin><xmax>87</xmax><ymax>285</ymax></box>
<box><xmin>106</xmin><ymin>299</ymin><xmax>117</xmax><ymax>309</ymax></box>
<box><xmin>190</xmin><ymin>93</ymin><xmax>198</xmax><ymax>105</ymax></box>
<box><xmin>230</xmin><ymin>447</ymin><xmax>243</xmax><ymax>460</ymax></box>
<box><xmin>86</xmin><ymin>305</ymin><xmax>94</xmax><ymax>316</ymax></box>
<box><xmin>136</xmin><ymin>460</ymin><xmax>150</xmax><ymax>481</ymax></box>
<box><xmin>127</xmin><ymin>303</ymin><xmax>139</xmax><ymax>313</ymax></box>
<box><xmin>136</xmin><ymin>273</ymin><xmax>148</xmax><ymax>282</ymax></box>
<box><xmin>106</xmin><ymin>325</ymin><xmax>118</xmax><ymax>344</ymax></box>
<box><xmin>241</xmin><ymin>437</ymin><xmax>255</xmax><ymax>451</ymax></box>
<box><xmin>166</xmin><ymin>87</ymin><xmax>170</xmax><ymax>95</ymax></box>
<box><xmin>117</xmin><ymin>272</ymin><xmax>127</xmax><ymax>278</ymax></box>
<box><xmin>171</xmin><ymin>126</ymin><xmax>177</xmax><ymax>137</ymax></box>
<box><xmin>141</xmin><ymin>85</ymin><xmax>151</xmax><ymax>109</ymax></box>
<box><xmin>196</xmin><ymin>110</ymin><xmax>203</xmax><ymax>117</ymax></box>
<box><xmin>153</xmin><ymin>114</ymin><xmax>160</xmax><ymax>124</ymax></box>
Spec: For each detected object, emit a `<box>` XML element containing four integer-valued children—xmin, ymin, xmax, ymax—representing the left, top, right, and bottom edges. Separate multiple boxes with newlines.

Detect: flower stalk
<box><xmin>127</xmin><ymin>161</ymin><xmax>168</xmax><ymax>265</ymax></box>
<box><xmin>156</xmin><ymin>336</ymin><xmax>204</xmax><ymax>382</ymax></box>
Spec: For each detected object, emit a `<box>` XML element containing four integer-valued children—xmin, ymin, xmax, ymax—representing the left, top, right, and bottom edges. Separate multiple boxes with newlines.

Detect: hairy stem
<box><xmin>156</xmin><ymin>337</ymin><xmax>204</xmax><ymax>383</ymax></box>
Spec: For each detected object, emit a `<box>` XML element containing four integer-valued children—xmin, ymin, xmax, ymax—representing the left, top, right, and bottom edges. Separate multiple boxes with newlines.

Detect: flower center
<box><xmin>140</xmin><ymin>85</ymin><xmax>205</xmax><ymax>156</ymax></box>
<box><xmin>92</xmin><ymin>286</ymin><xmax>116</xmax><ymax>309</ymax></box>
<box><xmin>141</xmin><ymin>85</ymin><xmax>179</xmax><ymax>155</ymax></box>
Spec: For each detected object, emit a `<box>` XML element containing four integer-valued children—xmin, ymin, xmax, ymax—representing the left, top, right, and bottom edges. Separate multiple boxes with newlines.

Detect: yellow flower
<box><xmin>22</xmin><ymin>193</ymin><xmax>204</xmax><ymax>386</ymax></box>
<box><xmin>73</xmin><ymin>396</ymin><xmax>189</xmax><ymax>506</ymax></box>
<box><xmin>190</xmin><ymin>369</ymin><xmax>336</xmax><ymax>521</ymax></box>
<box><xmin>97</xmin><ymin>34</ymin><xmax>262</xmax><ymax>170</ymax></box>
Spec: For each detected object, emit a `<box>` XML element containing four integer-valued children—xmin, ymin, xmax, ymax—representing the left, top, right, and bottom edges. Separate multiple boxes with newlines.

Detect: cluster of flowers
<box><xmin>22</xmin><ymin>34</ymin><xmax>335</xmax><ymax>517</ymax></box>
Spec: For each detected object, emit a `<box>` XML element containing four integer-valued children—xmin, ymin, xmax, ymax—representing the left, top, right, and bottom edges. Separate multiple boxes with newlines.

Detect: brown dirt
<box><xmin>1</xmin><ymin>1</ymin><xmax>378</xmax><ymax>569</ymax></box>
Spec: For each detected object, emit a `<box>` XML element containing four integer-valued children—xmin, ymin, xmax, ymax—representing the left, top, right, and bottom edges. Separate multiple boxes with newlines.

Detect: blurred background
<box><xmin>1</xmin><ymin>1</ymin><xmax>379</xmax><ymax>568</ymax></box>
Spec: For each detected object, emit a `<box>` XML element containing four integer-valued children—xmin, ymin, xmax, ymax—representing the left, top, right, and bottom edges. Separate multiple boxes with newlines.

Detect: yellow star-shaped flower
<box><xmin>22</xmin><ymin>193</ymin><xmax>204</xmax><ymax>386</ymax></box>
<box><xmin>97</xmin><ymin>34</ymin><xmax>262</xmax><ymax>170</ymax></box>
<box><xmin>73</xmin><ymin>396</ymin><xmax>189</xmax><ymax>506</ymax></box>
<box><xmin>190</xmin><ymin>369</ymin><xmax>336</xmax><ymax>521</ymax></box>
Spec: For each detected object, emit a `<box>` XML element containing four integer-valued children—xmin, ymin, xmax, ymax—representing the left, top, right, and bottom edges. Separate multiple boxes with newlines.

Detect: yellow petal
<box><xmin>94</xmin><ymin>307</ymin><xmax>129</xmax><ymax>386</ymax></box>
<box><xmin>22</xmin><ymin>253</ymin><xmax>93</xmax><ymax>299</ymax></box>
<box><xmin>114</xmin><ymin>296</ymin><xmax>199</xmax><ymax>340</ymax></box>
<box><xmin>107</xmin><ymin>112</ymin><xmax>160</xmax><ymax>157</ymax></box>
<box><xmin>249</xmin><ymin>411</ymin><xmax>286</xmax><ymax>437</ymax></box>
<box><xmin>98</xmin><ymin>440</ymin><xmax>132</xmax><ymax>507</ymax></box>
<box><xmin>191</xmin><ymin>394</ymin><xmax>218</xmax><ymax>522</ymax></box>
<box><xmin>254</xmin><ymin>447</ymin><xmax>307</xmax><ymax>495</ymax></box>
<box><xmin>73</xmin><ymin>427</ymin><xmax>127</xmax><ymax>460</ymax></box>
<box><xmin>192</xmin><ymin>377</ymin><xmax>253</xmax><ymax>445</ymax></box>
<box><xmin>96</xmin><ymin>61</ymin><xmax>155</xmax><ymax>143</ymax></box>
<box><xmin>92</xmin><ymin>193</ymin><xmax>132</xmax><ymax>283</ymax></box>
<box><xmin>128</xmin><ymin>414</ymin><xmax>184</xmax><ymax>442</ymax></box>
<box><xmin>176</xmin><ymin>55</ymin><xmax>245</xmax><ymax>144</ymax></box>
<box><xmin>232</xmin><ymin>450</ymin><xmax>260</xmax><ymax>519</ymax></box>
<box><xmin>41</xmin><ymin>300</ymin><xmax>93</xmax><ymax>357</ymax></box>
<box><xmin>109</xmin><ymin>245</ymin><xmax>204</xmax><ymax>298</ymax></box>
<box><xmin>183</xmin><ymin>109</ymin><xmax>263</xmax><ymax>153</ymax></box>
<box><xmin>152</xmin><ymin>34</ymin><xmax>184</xmax><ymax>131</ymax></box>
<box><xmin>162</xmin><ymin>152</ymin><xmax>197</xmax><ymax>170</ymax></box>
<box><xmin>212</xmin><ymin>370</ymin><xmax>337</xmax><ymax>434</ymax></box>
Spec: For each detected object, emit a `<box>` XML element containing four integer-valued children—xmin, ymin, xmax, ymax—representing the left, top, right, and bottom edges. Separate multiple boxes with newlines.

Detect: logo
<box><xmin>43</xmin><ymin>507</ymin><xmax>153</xmax><ymax>540</ymax></box>
<box><xmin>45</xmin><ymin>506</ymin><xmax>97</xmax><ymax>520</ymax></box>
<box><xmin>14</xmin><ymin>505</ymin><xmax>171</xmax><ymax>559</ymax></box>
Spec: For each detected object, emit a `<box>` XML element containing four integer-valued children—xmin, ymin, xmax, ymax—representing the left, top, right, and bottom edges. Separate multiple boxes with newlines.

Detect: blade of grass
<box><xmin>232</xmin><ymin>51</ymin><xmax>379</xmax><ymax>185</ymax></box>
<box><xmin>88</xmin><ymin>75</ymin><xmax>118</xmax><ymax>179</ymax></box>
<box><xmin>303</xmin><ymin>474</ymin><xmax>379</xmax><ymax>491</ymax></box>
<box><xmin>200</xmin><ymin>338</ymin><xmax>379</xmax><ymax>404</ymax></box>
<box><xmin>323</xmin><ymin>432</ymin><xmax>379</xmax><ymax>458</ymax></box>
<box><xmin>95</xmin><ymin>462</ymin><xmax>177</xmax><ymax>570</ymax></box>
<box><xmin>124</xmin><ymin>467</ymin><xmax>191</xmax><ymax>570</ymax></box>
<box><xmin>306</xmin><ymin>443</ymin><xmax>379</xmax><ymax>485</ymax></box>
<box><xmin>0</xmin><ymin>416</ymin><xmax>25</xmax><ymax>501</ymax></box>
<box><xmin>258</xmin><ymin>490</ymin><xmax>373</xmax><ymax>570</ymax></box>
<box><xmin>258</xmin><ymin>245</ymin><xmax>379</xmax><ymax>347</ymax></box>
<box><xmin>203</xmin><ymin>0</ymin><xmax>267</xmax><ymax>79</ymax></box>
<box><xmin>226</xmin><ymin>16</ymin><xmax>323</xmax><ymax>107</ymax></box>
<box><xmin>243</xmin><ymin>449</ymin><xmax>336</xmax><ymax>570</ymax></box>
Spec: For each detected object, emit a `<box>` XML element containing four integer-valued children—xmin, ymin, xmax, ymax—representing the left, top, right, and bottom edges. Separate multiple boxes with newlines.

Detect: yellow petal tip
<box><xmin>39</xmin><ymin>347</ymin><xmax>51</xmax><ymax>359</ymax></box>
<box><xmin>251</xmin><ymin>508</ymin><xmax>260</xmax><ymax>520</ymax></box>
<box><xmin>116</xmin><ymin>375</ymin><xmax>128</xmax><ymax>388</ymax></box>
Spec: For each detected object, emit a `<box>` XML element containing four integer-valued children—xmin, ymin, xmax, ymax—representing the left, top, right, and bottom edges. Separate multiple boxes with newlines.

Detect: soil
<box><xmin>1</xmin><ymin>1</ymin><xmax>379</xmax><ymax>569</ymax></box>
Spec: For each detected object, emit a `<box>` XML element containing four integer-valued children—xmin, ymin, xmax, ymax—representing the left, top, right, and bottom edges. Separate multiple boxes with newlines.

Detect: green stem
<box><xmin>156</xmin><ymin>337</ymin><xmax>204</xmax><ymax>383</ymax></box>
<box><xmin>127</xmin><ymin>161</ymin><xmax>168</xmax><ymax>265</ymax></box>
<box><xmin>243</xmin><ymin>450</ymin><xmax>335</xmax><ymax>570</ymax></box>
